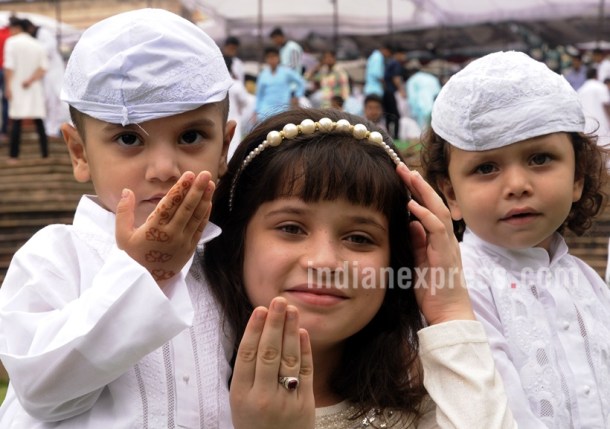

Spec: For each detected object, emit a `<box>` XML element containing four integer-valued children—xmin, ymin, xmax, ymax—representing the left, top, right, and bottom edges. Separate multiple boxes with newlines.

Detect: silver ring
<box><xmin>278</xmin><ymin>376</ymin><xmax>300</xmax><ymax>391</ymax></box>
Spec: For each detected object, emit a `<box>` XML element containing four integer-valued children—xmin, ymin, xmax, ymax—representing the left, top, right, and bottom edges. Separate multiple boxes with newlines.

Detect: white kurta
<box><xmin>0</xmin><ymin>196</ymin><xmax>233</xmax><ymax>428</ymax></box>
<box><xmin>36</xmin><ymin>26</ymin><xmax>70</xmax><ymax>136</ymax></box>
<box><xmin>461</xmin><ymin>228</ymin><xmax>610</xmax><ymax>429</ymax></box>
<box><xmin>315</xmin><ymin>321</ymin><xmax>516</xmax><ymax>428</ymax></box>
<box><xmin>3</xmin><ymin>32</ymin><xmax>48</xmax><ymax>119</ymax></box>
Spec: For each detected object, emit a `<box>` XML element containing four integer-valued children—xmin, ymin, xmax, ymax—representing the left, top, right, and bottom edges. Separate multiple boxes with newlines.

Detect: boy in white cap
<box><xmin>0</xmin><ymin>8</ymin><xmax>235</xmax><ymax>428</ymax></box>
<box><xmin>422</xmin><ymin>51</ymin><xmax>610</xmax><ymax>429</ymax></box>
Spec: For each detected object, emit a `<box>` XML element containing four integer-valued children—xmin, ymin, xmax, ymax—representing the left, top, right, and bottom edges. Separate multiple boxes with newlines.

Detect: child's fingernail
<box><xmin>286</xmin><ymin>306</ymin><xmax>297</xmax><ymax>320</ymax></box>
<box><xmin>254</xmin><ymin>308</ymin><xmax>266</xmax><ymax>320</ymax></box>
<box><xmin>121</xmin><ymin>189</ymin><xmax>129</xmax><ymax>199</ymax></box>
<box><xmin>272</xmin><ymin>298</ymin><xmax>287</xmax><ymax>312</ymax></box>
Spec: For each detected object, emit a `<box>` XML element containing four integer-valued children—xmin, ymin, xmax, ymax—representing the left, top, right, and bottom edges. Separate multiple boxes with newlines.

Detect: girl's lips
<box><xmin>285</xmin><ymin>288</ymin><xmax>348</xmax><ymax>307</ymax></box>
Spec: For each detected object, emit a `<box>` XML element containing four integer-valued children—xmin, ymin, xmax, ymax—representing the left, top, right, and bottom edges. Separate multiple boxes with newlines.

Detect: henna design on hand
<box><xmin>145</xmin><ymin>250</ymin><xmax>173</xmax><ymax>263</ymax></box>
<box><xmin>151</xmin><ymin>269</ymin><xmax>175</xmax><ymax>281</ymax></box>
<box><xmin>154</xmin><ymin>180</ymin><xmax>191</xmax><ymax>225</ymax></box>
<box><xmin>146</xmin><ymin>227</ymin><xmax>170</xmax><ymax>242</ymax></box>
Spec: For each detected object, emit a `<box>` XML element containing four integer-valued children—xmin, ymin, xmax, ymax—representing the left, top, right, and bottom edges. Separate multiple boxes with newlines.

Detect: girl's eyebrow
<box><xmin>265</xmin><ymin>206</ymin><xmax>386</xmax><ymax>232</ymax></box>
<box><xmin>264</xmin><ymin>206</ymin><xmax>309</xmax><ymax>217</ymax></box>
<box><xmin>346</xmin><ymin>215</ymin><xmax>387</xmax><ymax>232</ymax></box>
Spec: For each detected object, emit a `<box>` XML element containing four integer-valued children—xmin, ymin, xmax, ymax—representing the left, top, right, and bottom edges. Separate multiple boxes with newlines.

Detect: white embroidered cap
<box><xmin>61</xmin><ymin>8</ymin><xmax>232</xmax><ymax>126</ymax></box>
<box><xmin>431</xmin><ymin>51</ymin><xmax>585</xmax><ymax>151</ymax></box>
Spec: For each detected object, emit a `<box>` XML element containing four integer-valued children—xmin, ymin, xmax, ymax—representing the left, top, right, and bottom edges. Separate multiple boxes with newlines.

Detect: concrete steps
<box><xmin>0</xmin><ymin>129</ymin><xmax>94</xmax><ymax>285</ymax></box>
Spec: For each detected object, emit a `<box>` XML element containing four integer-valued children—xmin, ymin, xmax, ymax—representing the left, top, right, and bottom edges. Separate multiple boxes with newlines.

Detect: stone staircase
<box><xmin>0</xmin><ymin>129</ymin><xmax>93</xmax><ymax>286</ymax></box>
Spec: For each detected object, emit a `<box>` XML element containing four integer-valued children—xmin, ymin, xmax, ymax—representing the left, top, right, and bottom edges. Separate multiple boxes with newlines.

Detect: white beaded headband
<box><xmin>228</xmin><ymin>117</ymin><xmax>402</xmax><ymax>211</ymax></box>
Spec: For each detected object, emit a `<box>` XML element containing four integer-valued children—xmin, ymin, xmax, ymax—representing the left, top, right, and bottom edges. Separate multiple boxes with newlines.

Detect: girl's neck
<box><xmin>312</xmin><ymin>342</ymin><xmax>344</xmax><ymax>407</ymax></box>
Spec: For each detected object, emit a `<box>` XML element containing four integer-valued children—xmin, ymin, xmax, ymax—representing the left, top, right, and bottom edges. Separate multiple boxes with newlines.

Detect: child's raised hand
<box><xmin>115</xmin><ymin>171</ymin><xmax>213</xmax><ymax>285</ymax></box>
<box><xmin>230</xmin><ymin>297</ymin><xmax>315</xmax><ymax>429</ymax></box>
<box><xmin>396</xmin><ymin>163</ymin><xmax>475</xmax><ymax>325</ymax></box>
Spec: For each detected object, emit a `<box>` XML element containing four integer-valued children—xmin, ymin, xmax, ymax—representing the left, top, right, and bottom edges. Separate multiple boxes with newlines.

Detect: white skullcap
<box><xmin>61</xmin><ymin>8</ymin><xmax>232</xmax><ymax>126</ymax></box>
<box><xmin>431</xmin><ymin>51</ymin><xmax>585</xmax><ymax>151</ymax></box>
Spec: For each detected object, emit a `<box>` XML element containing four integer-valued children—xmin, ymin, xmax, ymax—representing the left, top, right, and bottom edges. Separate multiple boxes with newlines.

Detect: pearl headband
<box><xmin>229</xmin><ymin>117</ymin><xmax>402</xmax><ymax>211</ymax></box>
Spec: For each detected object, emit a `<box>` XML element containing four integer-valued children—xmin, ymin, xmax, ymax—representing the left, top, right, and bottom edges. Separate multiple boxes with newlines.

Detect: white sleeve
<box><xmin>0</xmin><ymin>228</ymin><xmax>193</xmax><ymax>422</ymax></box>
<box><xmin>417</xmin><ymin>320</ymin><xmax>517</xmax><ymax>429</ymax></box>
<box><xmin>467</xmin><ymin>282</ymin><xmax>548</xmax><ymax>429</ymax></box>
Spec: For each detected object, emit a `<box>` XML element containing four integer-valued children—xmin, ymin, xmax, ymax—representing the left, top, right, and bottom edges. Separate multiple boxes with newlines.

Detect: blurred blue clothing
<box><xmin>364</xmin><ymin>49</ymin><xmax>384</xmax><ymax>96</ymax></box>
<box><xmin>563</xmin><ymin>65</ymin><xmax>587</xmax><ymax>91</ymax></box>
<box><xmin>255</xmin><ymin>65</ymin><xmax>305</xmax><ymax>120</ymax></box>
<box><xmin>280</xmin><ymin>40</ymin><xmax>303</xmax><ymax>74</ymax></box>
<box><xmin>406</xmin><ymin>71</ymin><xmax>441</xmax><ymax>130</ymax></box>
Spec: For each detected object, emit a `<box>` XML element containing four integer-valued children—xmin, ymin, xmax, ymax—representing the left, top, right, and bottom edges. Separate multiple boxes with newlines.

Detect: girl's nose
<box><xmin>302</xmin><ymin>232</ymin><xmax>343</xmax><ymax>276</ymax></box>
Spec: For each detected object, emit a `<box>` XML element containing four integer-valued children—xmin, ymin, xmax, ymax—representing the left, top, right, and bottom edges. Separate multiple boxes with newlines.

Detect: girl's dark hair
<box><xmin>421</xmin><ymin>128</ymin><xmax>608</xmax><ymax>239</ymax></box>
<box><xmin>203</xmin><ymin>107</ymin><xmax>426</xmax><ymax>421</ymax></box>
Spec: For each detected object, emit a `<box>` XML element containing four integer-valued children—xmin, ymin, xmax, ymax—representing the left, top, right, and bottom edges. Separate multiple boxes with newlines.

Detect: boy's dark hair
<box><xmin>269</xmin><ymin>27</ymin><xmax>284</xmax><ymax>38</ymax></box>
<box><xmin>364</xmin><ymin>93</ymin><xmax>383</xmax><ymax>106</ymax></box>
<box><xmin>203</xmin><ymin>107</ymin><xmax>426</xmax><ymax>423</ymax></box>
<box><xmin>263</xmin><ymin>46</ymin><xmax>280</xmax><ymax>57</ymax></box>
<box><xmin>421</xmin><ymin>128</ymin><xmax>608</xmax><ymax>239</ymax></box>
<box><xmin>331</xmin><ymin>95</ymin><xmax>344</xmax><ymax>108</ymax></box>
<box><xmin>224</xmin><ymin>36</ymin><xmax>240</xmax><ymax>47</ymax></box>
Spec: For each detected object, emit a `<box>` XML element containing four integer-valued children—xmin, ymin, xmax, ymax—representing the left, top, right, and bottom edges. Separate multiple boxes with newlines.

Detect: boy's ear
<box><xmin>572</xmin><ymin>175</ymin><xmax>585</xmax><ymax>203</ymax></box>
<box><xmin>218</xmin><ymin>119</ymin><xmax>237</xmax><ymax>178</ymax></box>
<box><xmin>61</xmin><ymin>123</ymin><xmax>91</xmax><ymax>183</ymax></box>
<box><xmin>437</xmin><ymin>178</ymin><xmax>463</xmax><ymax>221</ymax></box>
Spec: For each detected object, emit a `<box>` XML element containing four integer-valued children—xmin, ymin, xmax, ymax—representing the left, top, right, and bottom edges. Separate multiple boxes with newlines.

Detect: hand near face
<box><xmin>396</xmin><ymin>163</ymin><xmax>475</xmax><ymax>325</ymax></box>
<box><xmin>230</xmin><ymin>297</ymin><xmax>315</xmax><ymax>429</ymax></box>
<box><xmin>115</xmin><ymin>171</ymin><xmax>213</xmax><ymax>285</ymax></box>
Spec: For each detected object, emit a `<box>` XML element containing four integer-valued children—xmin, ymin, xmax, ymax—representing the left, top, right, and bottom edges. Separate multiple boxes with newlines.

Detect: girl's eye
<box><xmin>346</xmin><ymin>234</ymin><xmax>374</xmax><ymax>245</ymax></box>
<box><xmin>117</xmin><ymin>133</ymin><xmax>141</xmax><ymax>147</ymax></box>
<box><xmin>474</xmin><ymin>163</ymin><xmax>496</xmax><ymax>175</ymax></box>
<box><xmin>278</xmin><ymin>224</ymin><xmax>303</xmax><ymax>235</ymax></box>
<box><xmin>531</xmin><ymin>153</ymin><xmax>551</xmax><ymax>165</ymax></box>
<box><xmin>180</xmin><ymin>131</ymin><xmax>204</xmax><ymax>145</ymax></box>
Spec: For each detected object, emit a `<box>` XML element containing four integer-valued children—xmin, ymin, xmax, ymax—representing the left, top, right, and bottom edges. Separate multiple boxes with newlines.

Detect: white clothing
<box><xmin>606</xmin><ymin>238</ymin><xmax>610</xmax><ymax>285</ymax></box>
<box><xmin>461</xmin><ymin>229</ymin><xmax>610</xmax><ymax>429</ymax></box>
<box><xmin>0</xmin><ymin>196</ymin><xmax>233</xmax><ymax>428</ymax></box>
<box><xmin>61</xmin><ymin>9</ymin><xmax>232</xmax><ymax>127</ymax></box>
<box><xmin>230</xmin><ymin>56</ymin><xmax>246</xmax><ymax>84</ymax></box>
<box><xmin>315</xmin><ymin>320</ymin><xmax>516</xmax><ymax>428</ymax></box>
<box><xmin>36</xmin><ymin>26</ymin><xmax>70</xmax><ymax>136</ymax></box>
<box><xmin>597</xmin><ymin>58</ymin><xmax>610</xmax><ymax>83</ymax></box>
<box><xmin>227</xmin><ymin>78</ymin><xmax>254</xmax><ymax>160</ymax></box>
<box><xmin>577</xmin><ymin>78</ymin><xmax>610</xmax><ymax>148</ymax></box>
<box><xmin>432</xmin><ymin>51</ymin><xmax>584</xmax><ymax>152</ymax></box>
<box><xmin>3</xmin><ymin>32</ymin><xmax>48</xmax><ymax>119</ymax></box>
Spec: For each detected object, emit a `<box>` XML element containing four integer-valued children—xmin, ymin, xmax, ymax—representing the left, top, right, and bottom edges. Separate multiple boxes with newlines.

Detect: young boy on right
<box><xmin>422</xmin><ymin>50</ymin><xmax>610</xmax><ymax>429</ymax></box>
<box><xmin>0</xmin><ymin>9</ymin><xmax>236</xmax><ymax>428</ymax></box>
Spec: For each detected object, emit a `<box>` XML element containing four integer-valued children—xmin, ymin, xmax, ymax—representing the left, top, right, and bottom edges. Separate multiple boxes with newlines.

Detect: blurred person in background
<box><xmin>4</xmin><ymin>16</ymin><xmax>48</xmax><ymax>163</ymax></box>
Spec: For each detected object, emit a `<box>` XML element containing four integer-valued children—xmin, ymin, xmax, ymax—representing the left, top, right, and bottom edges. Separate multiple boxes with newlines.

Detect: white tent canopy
<box><xmin>187</xmin><ymin>0</ymin><xmax>608</xmax><ymax>39</ymax></box>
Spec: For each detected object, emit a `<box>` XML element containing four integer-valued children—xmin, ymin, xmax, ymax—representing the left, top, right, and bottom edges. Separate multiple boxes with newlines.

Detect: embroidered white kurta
<box><xmin>461</xmin><ymin>228</ymin><xmax>610</xmax><ymax>429</ymax></box>
<box><xmin>315</xmin><ymin>321</ymin><xmax>517</xmax><ymax>428</ymax></box>
<box><xmin>0</xmin><ymin>196</ymin><xmax>233</xmax><ymax>428</ymax></box>
<box><xmin>3</xmin><ymin>32</ymin><xmax>48</xmax><ymax>119</ymax></box>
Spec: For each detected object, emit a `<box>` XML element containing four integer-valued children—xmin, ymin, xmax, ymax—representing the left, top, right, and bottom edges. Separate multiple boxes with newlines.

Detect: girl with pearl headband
<box><xmin>203</xmin><ymin>108</ymin><xmax>517</xmax><ymax>428</ymax></box>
